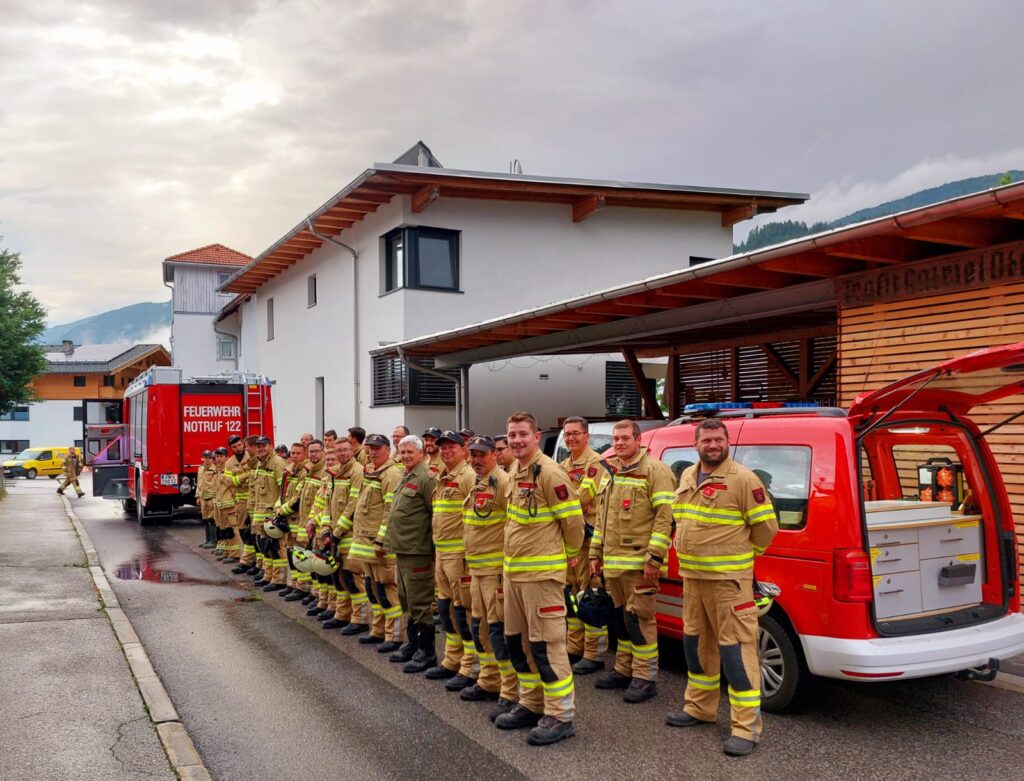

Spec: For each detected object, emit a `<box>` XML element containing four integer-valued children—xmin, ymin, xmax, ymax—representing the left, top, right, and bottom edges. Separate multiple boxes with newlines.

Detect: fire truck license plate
<box><xmin>160</xmin><ymin>474</ymin><xmax>178</xmax><ymax>486</ymax></box>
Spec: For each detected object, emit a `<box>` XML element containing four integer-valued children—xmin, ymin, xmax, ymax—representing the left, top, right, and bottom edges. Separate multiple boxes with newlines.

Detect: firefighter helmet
<box><xmin>310</xmin><ymin>549</ymin><xmax>338</xmax><ymax>576</ymax></box>
<box><xmin>263</xmin><ymin>516</ymin><xmax>288</xmax><ymax>539</ymax></box>
<box><xmin>291</xmin><ymin>547</ymin><xmax>314</xmax><ymax>574</ymax></box>
<box><xmin>753</xmin><ymin>579</ymin><xmax>780</xmax><ymax>617</ymax></box>
<box><xmin>576</xmin><ymin>586</ymin><xmax>614</xmax><ymax>628</ymax></box>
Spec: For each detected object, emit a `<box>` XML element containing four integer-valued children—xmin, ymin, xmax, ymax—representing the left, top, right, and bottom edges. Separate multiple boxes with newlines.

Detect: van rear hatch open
<box><xmin>849</xmin><ymin>343</ymin><xmax>1024</xmax><ymax>637</ymax></box>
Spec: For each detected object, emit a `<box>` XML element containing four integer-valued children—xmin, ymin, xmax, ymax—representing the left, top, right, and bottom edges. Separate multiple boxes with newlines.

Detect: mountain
<box><xmin>735</xmin><ymin>171</ymin><xmax>1024</xmax><ymax>253</ymax></box>
<box><xmin>42</xmin><ymin>301</ymin><xmax>171</xmax><ymax>345</ymax></box>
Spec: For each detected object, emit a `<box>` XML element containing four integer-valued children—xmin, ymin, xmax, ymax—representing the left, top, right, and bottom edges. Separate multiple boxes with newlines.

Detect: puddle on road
<box><xmin>113</xmin><ymin>557</ymin><xmax>220</xmax><ymax>585</ymax></box>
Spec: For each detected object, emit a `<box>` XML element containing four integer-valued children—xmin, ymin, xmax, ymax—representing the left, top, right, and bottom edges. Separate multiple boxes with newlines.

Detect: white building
<box><xmin>214</xmin><ymin>142</ymin><xmax>806</xmax><ymax>438</ymax></box>
<box><xmin>163</xmin><ymin>244</ymin><xmax>251</xmax><ymax>378</ymax></box>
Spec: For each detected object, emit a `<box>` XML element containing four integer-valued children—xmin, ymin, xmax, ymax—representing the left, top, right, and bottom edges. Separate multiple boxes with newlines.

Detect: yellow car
<box><xmin>2</xmin><ymin>446</ymin><xmax>72</xmax><ymax>480</ymax></box>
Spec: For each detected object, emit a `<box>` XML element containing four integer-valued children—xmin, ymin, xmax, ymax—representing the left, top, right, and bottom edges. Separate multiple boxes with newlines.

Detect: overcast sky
<box><xmin>3</xmin><ymin>0</ymin><xmax>1023</xmax><ymax>324</ymax></box>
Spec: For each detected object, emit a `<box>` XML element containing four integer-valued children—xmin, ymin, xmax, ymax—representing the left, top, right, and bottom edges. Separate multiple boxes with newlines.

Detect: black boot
<box><xmin>403</xmin><ymin>623</ymin><xmax>437</xmax><ymax>674</ymax></box>
<box><xmin>201</xmin><ymin>522</ymin><xmax>217</xmax><ymax>549</ymax></box>
<box><xmin>390</xmin><ymin>624</ymin><xmax>418</xmax><ymax>663</ymax></box>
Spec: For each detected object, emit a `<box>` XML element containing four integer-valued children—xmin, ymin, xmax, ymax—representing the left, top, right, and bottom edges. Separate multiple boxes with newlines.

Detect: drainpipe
<box><xmin>162</xmin><ymin>278</ymin><xmax>176</xmax><ymax>359</ymax></box>
<box><xmin>397</xmin><ymin>346</ymin><xmax>465</xmax><ymax>428</ymax></box>
<box><xmin>306</xmin><ymin>217</ymin><xmax>361</xmax><ymax>425</ymax></box>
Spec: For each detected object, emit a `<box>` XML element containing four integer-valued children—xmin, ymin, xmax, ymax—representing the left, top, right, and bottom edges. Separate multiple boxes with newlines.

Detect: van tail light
<box><xmin>834</xmin><ymin>548</ymin><xmax>874</xmax><ymax>603</ymax></box>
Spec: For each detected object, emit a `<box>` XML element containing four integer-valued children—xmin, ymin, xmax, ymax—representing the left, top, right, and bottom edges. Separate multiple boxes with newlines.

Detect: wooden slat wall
<box><xmin>839</xmin><ymin>280</ymin><xmax>1024</xmax><ymax>577</ymax></box>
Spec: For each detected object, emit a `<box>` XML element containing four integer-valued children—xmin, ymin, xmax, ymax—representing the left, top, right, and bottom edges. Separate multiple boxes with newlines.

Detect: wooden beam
<box><xmin>806</xmin><ymin>351</ymin><xmax>837</xmax><ymax>395</ymax></box>
<box><xmin>621</xmin><ymin>347</ymin><xmax>666</xmax><ymax>420</ymax></box>
<box><xmin>759</xmin><ymin>343</ymin><xmax>799</xmax><ymax>390</ymax></box>
<box><xmin>706</xmin><ymin>268</ymin><xmax>802</xmax><ymax>289</ymax></box>
<box><xmin>822</xmin><ymin>236</ymin><xmax>935</xmax><ymax>264</ymax></box>
<box><xmin>903</xmin><ymin>216</ymin><xmax>1019</xmax><ymax>248</ymax></box>
<box><xmin>325</xmin><ymin>207</ymin><xmax>373</xmax><ymax>218</ymax></box>
<box><xmin>665</xmin><ymin>324</ymin><xmax>836</xmax><ymax>357</ymax></box>
<box><xmin>759</xmin><ymin>252</ymin><xmax>863</xmax><ymax>278</ymax></box>
<box><xmin>578</xmin><ymin>303</ymin><xmax>661</xmax><ymax>317</ymax></box>
<box><xmin>572</xmin><ymin>195</ymin><xmax>606</xmax><ymax>223</ymax></box>
<box><xmin>729</xmin><ymin>346</ymin><xmax>740</xmax><ymax>401</ymax></box>
<box><xmin>537</xmin><ymin>312</ymin><xmax>614</xmax><ymax>325</ymax></box>
<box><xmin>412</xmin><ymin>185</ymin><xmax>441</xmax><ymax>214</ymax></box>
<box><xmin>798</xmin><ymin>337</ymin><xmax>812</xmax><ymax>397</ymax></box>
<box><xmin>666</xmin><ymin>349</ymin><xmax>680</xmax><ymax>419</ymax></box>
<box><xmin>721</xmin><ymin>203</ymin><xmax>757</xmax><ymax>227</ymax></box>
<box><xmin>345</xmin><ymin>191</ymin><xmax>392</xmax><ymax>204</ymax></box>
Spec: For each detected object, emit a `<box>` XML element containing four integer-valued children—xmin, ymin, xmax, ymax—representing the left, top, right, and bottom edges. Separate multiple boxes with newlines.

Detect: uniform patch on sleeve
<box><xmin>587</xmin><ymin>466</ymin><xmax>598</xmax><ymax>478</ymax></box>
<box><xmin>554</xmin><ymin>484</ymin><xmax>569</xmax><ymax>501</ymax></box>
<box><xmin>404</xmin><ymin>482</ymin><xmax>418</xmax><ymax>491</ymax></box>
<box><xmin>752</xmin><ymin>487</ymin><xmax>766</xmax><ymax>504</ymax></box>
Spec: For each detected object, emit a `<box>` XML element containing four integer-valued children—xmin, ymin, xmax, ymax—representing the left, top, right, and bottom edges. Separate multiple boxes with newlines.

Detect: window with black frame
<box><xmin>382</xmin><ymin>226</ymin><xmax>460</xmax><ymax>293</ymax></box>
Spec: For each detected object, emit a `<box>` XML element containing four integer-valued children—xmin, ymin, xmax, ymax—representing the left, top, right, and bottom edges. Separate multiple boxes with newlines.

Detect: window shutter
<box><xmin>605</xmin><ymin>362</ymin><xmax>643</xmax><ymax>416</ymax></box>
<box><xmin>371</xmin><ymin>356</ymin><xmax>405</xmax><ymax>406</ymax></box>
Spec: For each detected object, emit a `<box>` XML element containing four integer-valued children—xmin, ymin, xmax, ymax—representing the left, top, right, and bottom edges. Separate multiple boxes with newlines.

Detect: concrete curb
<box><xmin>60</xmin><ymin>495</ymin><xmax>213</xmax><ymax>781</ymax></box>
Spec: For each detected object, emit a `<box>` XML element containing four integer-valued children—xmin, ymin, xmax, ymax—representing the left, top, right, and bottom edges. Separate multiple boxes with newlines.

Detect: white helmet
<box><xmin>292</xmin><ymin>548</ymin><xmax>315</xmax><ymax>574</ymax></box>
<box><xmin>311</xmin><ymin>550</ymin><xmax>338</xmax><ymax>576</ymax></box>
<box><xmin>264</xmin><ymin>517</ymin><xmax>288</xmax><ymax>539</ymax></box>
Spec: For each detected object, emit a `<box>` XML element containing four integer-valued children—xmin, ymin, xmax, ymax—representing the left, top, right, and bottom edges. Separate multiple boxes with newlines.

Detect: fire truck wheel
<box><xmin>135</xmin><ymin>479</ymin><xmax>152</xmax><ymax>526</ymax></box>
<box><xmin>758</xmin><ymin>614</ymin><xmax>809</xmax><ymax>714</ymax></box>
<box><xmin>26</xmin><ymin>468</ymin><xmax>37</xmax><ymax>480</ymax></box>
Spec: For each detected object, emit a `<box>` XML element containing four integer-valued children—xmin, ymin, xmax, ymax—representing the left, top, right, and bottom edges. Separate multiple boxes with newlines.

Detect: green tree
<box><xmin>0</xmin><ymin>243</ymin><xmax>47</xmax><ymax>415</ymax></box>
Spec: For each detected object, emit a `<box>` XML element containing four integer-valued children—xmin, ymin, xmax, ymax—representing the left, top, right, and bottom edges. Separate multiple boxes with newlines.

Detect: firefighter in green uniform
<box><xmin>379</xmin><ymin>434</ymin><xmax>438</xmax><ymax>672</ymax></box>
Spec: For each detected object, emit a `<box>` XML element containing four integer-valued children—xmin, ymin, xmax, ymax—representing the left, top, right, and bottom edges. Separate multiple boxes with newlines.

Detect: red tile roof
<box><xmin>165</xmin><ymin>243</ymin><xmax>251</xmax><ymax>266</ymax></box>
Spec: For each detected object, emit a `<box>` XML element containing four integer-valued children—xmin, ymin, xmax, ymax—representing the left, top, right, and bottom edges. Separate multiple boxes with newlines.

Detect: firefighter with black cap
<box><xmin>424</xmin><ymin>430</ymin><xmax>478</xmax><ymax>690</ymax></box>
<box><xmin>590</xmin><ymin>420</ymin><xmax>676</xmax><ymax>703</ymax></box>
<box><xmin>251</xmin><ymin>436</ymin><xmax>288</xmax><ymax>591</ymax></box>
<box><xmin>460</xmin><ymin>435</ymin><xmax>518</xmax><ymax>715</ymax></box>
<box><xmin>378</xmin><ymin>434</ymin><xmax>438</xmax><ymax>671</ymax></box>
<box><xmin>422</xmin><ymin>427</ymin><xmax>443</xmax><ymax>477</ymax></box>
<box><xmin>350</xmin><ymin>433</ymin><xmax>403</xmax><ymax>646</ymax></box>
<box><xmin>225</xmin><ymin>435</ymin><xmax>254</xmax><ymax>575</ymax></box>
<box><xmin>213</xmin><ymin>447</ymin><xmax>239</xmax><ymax>561</ymax></box>
<box><xmin>667</xmin><ymin>417</ymin><xmax>778</xmax><ymax>757</ymax></box>
<box><xmin>496</xmin><ymin>411</ymin><xmax>584</xmax><ymax>747</ymax></box>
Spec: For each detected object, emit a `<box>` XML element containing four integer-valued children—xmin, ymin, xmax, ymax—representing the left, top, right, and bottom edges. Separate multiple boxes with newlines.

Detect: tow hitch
<box><xmin>955</xmin><ymin>657</ymin><xmax>1000</xmax><ymax>682</ymax></box>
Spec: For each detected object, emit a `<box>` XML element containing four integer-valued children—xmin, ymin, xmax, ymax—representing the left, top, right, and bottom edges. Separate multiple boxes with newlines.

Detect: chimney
<box><xmin>62</xmin><ymin>339</ymin><xmax>74</xmax><ymax>355</ymax></box>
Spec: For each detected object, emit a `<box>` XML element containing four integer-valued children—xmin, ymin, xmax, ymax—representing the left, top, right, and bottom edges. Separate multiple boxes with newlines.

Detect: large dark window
<box><xmin>605</xmin><ymin>361</ymin><xmax>644</xmax><ymax>417</ymax></box>
<box><xmin>73</xmin><ymin>375</ymin><xmax>87</xmax><ymax>387</ymax></box>
<box><xmin>371</xmin><ymin>356</ymin><xmax>457</xmax><ymax>406</ymax></box>
<box><xmin>382</xmin><ymin>226</ymin><xmax>460</xmax><ymax>293</ymax></box>
<box><xmin>73</xmin><ymin>406</ymin><xmax>84</xmax><ymax>421</ymax></box>
<box><xmin>0</xmin><ymin>406</ymin><xmax>29</xmax><ymax>421</ymax></box>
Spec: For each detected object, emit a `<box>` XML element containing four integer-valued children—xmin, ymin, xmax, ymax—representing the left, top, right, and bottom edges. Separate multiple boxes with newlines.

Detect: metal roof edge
<box><xmin>373</xmin><ymin>179</ymin><xmax>1024</xmax><ymax>357</ymax></box>
<box><xmin>371</xmin><ymin>162</ymin><xmax>809</xmax><ymax>202</ymax></box>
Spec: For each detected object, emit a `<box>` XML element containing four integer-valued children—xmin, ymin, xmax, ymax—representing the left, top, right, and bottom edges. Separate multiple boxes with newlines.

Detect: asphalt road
<box><xmin>28</xmin><ymin>476</ymin><xmax>1024</xmax><ymax>781</ymax></box>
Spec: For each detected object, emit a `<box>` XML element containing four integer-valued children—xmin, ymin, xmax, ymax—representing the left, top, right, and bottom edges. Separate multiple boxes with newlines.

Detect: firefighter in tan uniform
<box><xmin>422</xmin><ymin>427</ymin><xmax>444</xmax><ymax>477</ymax></box>
<box><xmin>213</xmin><ymin>448</ymin><xmax>240</xmax><ymax>562</ymax></box>
<box><xmin>348</xmin><ymin>427</ymin><xmax>369</xmax><ymax>467</ymax></box>
<box><xmin>350</xmin><ymin>434</ymin><xmax>403</xmax><ymax>645</ymax></box>
<box><xmin>198</xmin><ymin>451</ymin><xmax>218</xmax><ymax>551</ymax></box>
<box><xmin>459</xmin><ymin>436</ymin><xmax>519</xmax><ymax>717</ymax></box>
<box><xmin>558</xmin><ymin>417</ymin><xmax>608</xmax><ymax>675</ymax></box>
<box><xmin>494</xmin><ymin>435</ymin><xmax>515</xmax><ymax>473</ymax></box>
<box><xmin>667</xmin><ymin>417</ymin><xmax>778</xmax><ymax>757</ymax></box>
<box><xmin>590</xmin><ymin>420</ymin><xmax>675</xmax><ymax>703</ymax></box>
<box><xmin>294</xmin><ymin>440</ymin><xmax>326</xmax><ymax>604</ymax></box>
<box><xmin>308</xmin><ymin>447</ymin><xmax>340</xmax><ymax>619</ymax></box>
<box><xmin>56</xmin><ymin>445</ymin><xmax>85</xmax><ymax>498</ymax></box>
<box><xmin>494</xmin><ymin>412</ymin><xmax>584</xmax><ymax>747</ymax></box>
<box><xmin>274</xmin><ymin>443</ymin><xmax>307</xmax><ymax>597</ymax></box>
<box><xmin>422</xmin><ymin>430</ymin><xmax>477</xmax><ymax>690</ymax></box>
<box><xmin>225</xmin><ymin>435</ymin><xmax>255</xmax><ymax>575</ymax></box>
<box><xmin>327</xmin><ymin>440</ymin><xmax>369</xmax><ymax>632</ymax></box>
<box><xmin>252</xmin><ymin>439</ymin><xmax>289</xmax><ymax>590</ymax></box>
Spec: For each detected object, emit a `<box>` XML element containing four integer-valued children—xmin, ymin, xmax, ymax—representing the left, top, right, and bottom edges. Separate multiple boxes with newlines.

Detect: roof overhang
<box><xmin>373</xmin><ymin>180</ymin><xmax>1024</xmax><ymax>367</ymax></box>
<box><xmin>221</xmin><ymin>164</ymin><xmax>808</xmax><ymax>295</ymax></box>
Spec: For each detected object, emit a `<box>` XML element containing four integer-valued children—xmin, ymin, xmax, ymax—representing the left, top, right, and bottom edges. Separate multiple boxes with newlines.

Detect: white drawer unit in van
<box><xmin>865</xmin><ymin>501</ymin><xmax>984</xmax><ymax>619</ymax></box>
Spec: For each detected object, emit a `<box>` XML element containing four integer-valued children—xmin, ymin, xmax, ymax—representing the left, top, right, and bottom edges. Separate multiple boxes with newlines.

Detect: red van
<box><xmin>644</xmin><ymin>343</ymin><xmax>1024</xmax><ymax>712</ymax></box>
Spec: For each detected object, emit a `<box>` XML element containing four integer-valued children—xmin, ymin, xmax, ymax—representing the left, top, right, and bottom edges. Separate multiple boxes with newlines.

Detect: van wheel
<box><xmin>759</xmin><ymin>614</ymin><xmax>808</xmax><ymax>713</ymax></box>
<box><xmin>26</xmin><ymin>468</ymin><xmax>37</xmax><ymax>480</ymax></box>
<box><xmin>48</xmin><ymin>474</ymin><xmax>57</xmax><ymax>480</ymax></box>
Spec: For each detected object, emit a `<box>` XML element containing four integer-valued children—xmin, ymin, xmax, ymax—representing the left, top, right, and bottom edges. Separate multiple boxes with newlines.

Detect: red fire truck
<box><xmin>85</xmin><ymin>367</ymin><xmax>274</xmax><ymax>525</ymax></box>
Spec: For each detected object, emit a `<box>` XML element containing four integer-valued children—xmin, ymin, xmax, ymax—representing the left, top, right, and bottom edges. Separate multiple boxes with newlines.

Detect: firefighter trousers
<box><xmin>471</xmin><ymin>572</ymin><xmax>518</xmax><ymax>702</ymax></box>
<box><xmin>215</xmin><ymin>505</ymin><xmax>238</xmax><ymax>556</ymax></box>
<box><xmin>364</xmin><ymin>559</ymin><xmax>402</xmax><ymax>641</ymax></box>
<box><xmin>681</xmin><ymin>577</ymin><xmax>763</xmax><ymax>742</ymax></box>
<box><xmin>397</xmin><ymin>554</ymin><xmax>436</xmax><ymax>626</ymax></box>
<box><xmin>58</xmin><ymin>475</ymin><xmax>83</xmax><ymax>494</ymax></box>
<box><xmin>236</xmin><ymin>502</ymin><xmax>256</xmax><ymax>566</ymax></box>
<box><xmin>566</xmin><ymin>537</ymin><xmax>606</xmax><ymax>661</ymax></box>
<box><xmin>436</xmin><ymin>556</ymin><xmax>475</xmax><ymax>677</ymax></box>
<box><xmin>505</xmin><ymin>578</ymin><xmax>575</xmax><ymax>722</ymax></box>
<box><xmin>607</xmin><ymin>570</ymin><xmax>659</xmax><ymax>680</ymax></box>
<box><xmin>334</xmin><ymin>555</ymin><xmax>367</xmax><ymax>623</ymax></box>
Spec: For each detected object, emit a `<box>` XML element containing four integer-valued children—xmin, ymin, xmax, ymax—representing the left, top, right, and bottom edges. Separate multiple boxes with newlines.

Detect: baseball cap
<box><xmin>201</xmin><ymin>449</ymin><xmax>213</xmax><ymax>458</ymax></box>
<box><xmin>459</xmin><ymin>428</ymin><xmax>476</xmax><ymax>440</ymax></box>
<box><xmin>364</xmin><ymin>433</ymin><xmax>390</xmax><ymax>448</ymax></box>
<box><xmin>437</xmin><ymin>430</ymin><xmax>465</xmax><ymax>446</ymax></box>
<box><xmin>467</xmin><ymin>435</ymin><xmax>495</xmax><ymax>452</ymax></box>
<box><xmin>254</xmin><ymin>435</ymin><xmax>271</xmax><ymax>446</ymax></box>
<box><xmin>213</xmin><ymin>447</ymin><xmax>229</xmax><ymax>456</ymax></box>
<box><xmin>422</xmin><ymin>427</ymin><xmax>442</xmax><ymax>439</ymax></box>
<box><xmin>228</xmin><ymin>435</ymin><xmax>242</xmax><ymax>445</ymax></box>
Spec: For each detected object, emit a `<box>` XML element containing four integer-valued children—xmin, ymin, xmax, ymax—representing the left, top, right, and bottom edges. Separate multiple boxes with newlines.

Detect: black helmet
<box><xmin>576</xmin><ymin>586</ymin><xmax>614</xmax><ymax>628</ymax></box>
